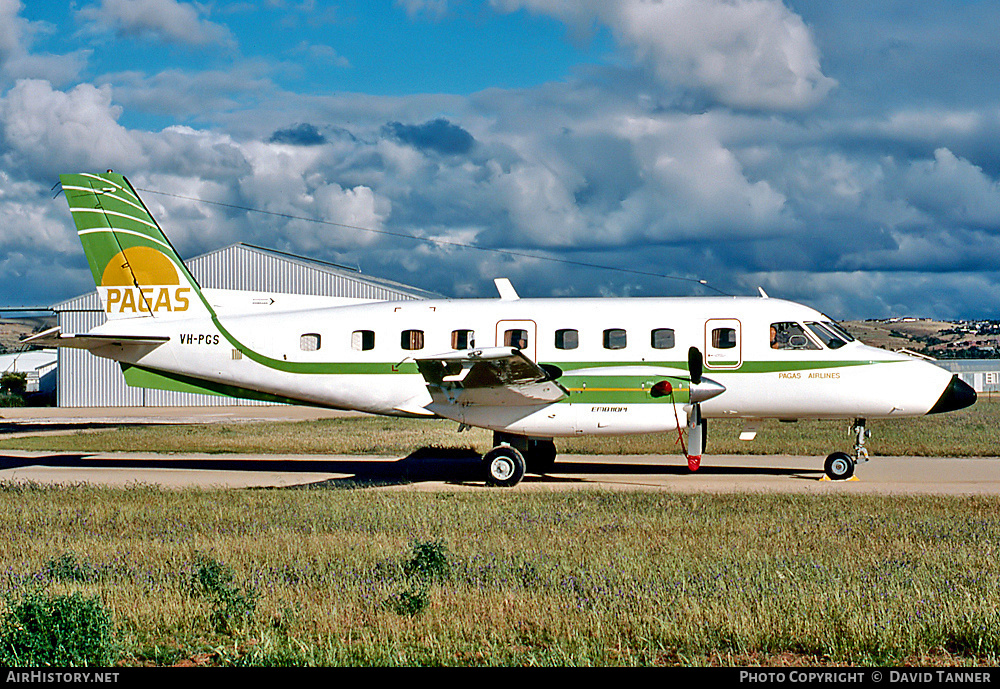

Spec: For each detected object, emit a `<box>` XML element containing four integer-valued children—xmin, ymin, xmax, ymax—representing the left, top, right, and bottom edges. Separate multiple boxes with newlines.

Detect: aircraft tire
<box><xmin>824</xmin><ymin>452</ymin><xmax>855</xmax><ymax>481</ymax></box>
<box><xmin>526</xmin><ymin>439</ymin><xmax>557</xmax><ymax>474</ymax></box>
<box><xmin>484</xmin><ymin>445</ymin><xmax>526</xmax><ymax>488</ymax></box>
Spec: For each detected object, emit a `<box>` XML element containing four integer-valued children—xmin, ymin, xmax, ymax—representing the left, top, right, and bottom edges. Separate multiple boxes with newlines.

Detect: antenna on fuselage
<box><xmin>494</xmin><ymin>278</ymin><xmax>520</xmax><ymax>300</ymax></box>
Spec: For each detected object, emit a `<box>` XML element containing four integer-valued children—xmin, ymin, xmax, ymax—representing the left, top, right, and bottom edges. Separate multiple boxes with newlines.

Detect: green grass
<box><xmin>1</xmin><ymin>397</ymin><xmax>996</xmax><ymax>457</ymax></box>
<box><xmin>0</xmin><ymin>486</ymin><xmax>996</xmax><ymax>666</ymax></box>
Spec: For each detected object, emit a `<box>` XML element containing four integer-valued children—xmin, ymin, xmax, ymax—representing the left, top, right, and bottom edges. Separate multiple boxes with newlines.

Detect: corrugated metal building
<box><xmin>52</xmin><ymin>243</ymin><xmax>437</xmax><ymax>407</ymax></box>
<box><xmin>935</xmin><ymin>359</ymin><xmax>1000</xmax><ymax>396</ymax></box>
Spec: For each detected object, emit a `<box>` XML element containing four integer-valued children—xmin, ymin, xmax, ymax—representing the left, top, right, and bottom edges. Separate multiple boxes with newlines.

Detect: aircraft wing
<box><xmin>415</xmin><ymin>346</ymin><xmax>568</xmax><ymax>407</ymax></box>
<box><xmin>21</xmin><ymin>326</ymin><xmax>169</xmax><ymax>350</ymax></box>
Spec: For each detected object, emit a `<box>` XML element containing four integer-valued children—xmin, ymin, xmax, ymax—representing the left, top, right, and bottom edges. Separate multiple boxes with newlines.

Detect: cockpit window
<box><xmin>806</xmin><ymin>322</ymin><xmax>846</xmax><ymax>349</ymax></box>
<box><xmin>770</xmin><ymin>322</ymin><xmax>820</xmax><ymax>350</ymax></box>
<box><xmin>822</xmin><ymin>320</ymin><xmax>855</xmax><ymax>343</ymax></box>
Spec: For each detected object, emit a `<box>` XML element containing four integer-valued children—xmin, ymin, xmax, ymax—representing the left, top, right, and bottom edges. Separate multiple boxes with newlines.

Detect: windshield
<box><xmin>806</xmin><ymin>322</ymin><xmax>846</xmax><ymax>349</ymax></box>
<box><xmin>770</xmin><ymin>322</ymin><xmax>820</xmax><ymax>350</ymax></box>
<box><xmin>822</xmin><ymin>320</ymin><xmax>855</xmax><ymax>343</ymax></box>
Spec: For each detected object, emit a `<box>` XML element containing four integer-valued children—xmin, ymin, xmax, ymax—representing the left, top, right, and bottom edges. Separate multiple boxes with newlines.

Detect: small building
<box><xmin>52</xmin><ymin>243</ymin><xmax>436</xmax><ymax>407</ymax></box>
<box><xmin>934</xmin><ymin>359</ymin><xmax>1000</xmax><ymax>396</ymax></box>
<box><xmin>0</xmin><ymin>349</ymin><xmax>57</xmax><ymax>397</ymax></box>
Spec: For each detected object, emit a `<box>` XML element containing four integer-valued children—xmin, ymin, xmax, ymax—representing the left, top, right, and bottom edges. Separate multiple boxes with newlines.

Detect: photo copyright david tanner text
<box><xmin>739</xmin><ymin>670</ymin><xmax>993</xmax><ymax>684</ymax></box>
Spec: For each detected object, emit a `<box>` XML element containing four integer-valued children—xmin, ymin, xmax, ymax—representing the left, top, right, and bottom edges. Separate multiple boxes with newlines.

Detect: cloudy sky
<box><xmin>2</xmin><ymin>0</ymin><xmax>1000</xmax><ymax>319</ymax></box>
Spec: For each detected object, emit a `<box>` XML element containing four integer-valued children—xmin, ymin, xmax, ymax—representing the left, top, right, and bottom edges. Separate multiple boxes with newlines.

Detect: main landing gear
<box><xmin>483</xmin><ymin>433</ymin><xmax>556</xmax><ymax>487</ymax></box>
<box><xmin>823</xmin><ymin>418</ymin><xmax>869</xmax><ymax>481</ymax></box>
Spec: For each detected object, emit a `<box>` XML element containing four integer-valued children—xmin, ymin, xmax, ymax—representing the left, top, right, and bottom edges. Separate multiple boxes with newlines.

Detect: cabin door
<box><xmin>704</xmin><ymin>318</ymin><xmax>742</xmax><ymax>370</ymax></box>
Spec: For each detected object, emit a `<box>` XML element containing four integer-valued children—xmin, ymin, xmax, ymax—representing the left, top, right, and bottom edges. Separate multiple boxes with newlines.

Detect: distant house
<box><xmin>0</xmin><ymin>348</ymin><xmax>57</xmax><ymax>397</ymax></box>
<box><xmin>51</xmin><ymin>243</ymin><xmax>436</xmax><ymax>407</ymax></box>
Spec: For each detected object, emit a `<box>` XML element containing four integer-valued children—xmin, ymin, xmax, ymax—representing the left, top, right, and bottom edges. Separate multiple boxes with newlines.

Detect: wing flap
<box><xmin>416</xmin><ymin>347</ymin><xmax>567</xmax><ymax>407</ymax></box>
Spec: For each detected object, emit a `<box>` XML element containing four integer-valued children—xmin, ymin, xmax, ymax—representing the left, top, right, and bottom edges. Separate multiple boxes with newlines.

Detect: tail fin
<box><xmin>59</xmin><ymin>172</ymin><xmax>211</xmax><ymax>320</ymax></box>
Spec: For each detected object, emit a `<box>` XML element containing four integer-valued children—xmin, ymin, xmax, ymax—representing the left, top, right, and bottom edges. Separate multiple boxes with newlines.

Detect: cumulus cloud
<box><xmin>78</xmin><ymin>0</ymin><xmax>235</xmax><ymax>48</ymax></box>
<box><xmin>0</xmin><ymin>79</ymin><xmax>143</xmax><ymax>179</ymax></box>
<box><xmin>0</xmin><ymin>0</ymin><xmax>89</xmax><ymax>86</ymax></box>
<box><xmin>269</xmin><ymin>123</ymin><xmax>327</xmax><ymax>146</ymax></box>
<box><xmin>98</xmin><ymin>66</ymin><xmax>275</xmax><ymax>120</ymax></box>
<box><xmin>898</xmin><ymin>148</ymin><xmax>1000</xmax><ymax>229</ymax></box>
<box><xmin>494</xmin><ymin>0</ymin><xmax>837</xmax><ymax>110</ymax></box>
<box><xmin>1</xmin><ymin>2</ymin><xmax>998</xmax><ymax>318</ymax></box>
<box><xmin>383</xmin><ymin>119</ymin><xmax>476</xmax><ymax>156</ymax></box>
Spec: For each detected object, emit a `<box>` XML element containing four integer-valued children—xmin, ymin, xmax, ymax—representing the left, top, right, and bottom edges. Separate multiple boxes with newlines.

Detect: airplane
<box><xmin>25</xmin><ymin>171</ymin><xmax>977</xmax><ymax>487</ymax></box>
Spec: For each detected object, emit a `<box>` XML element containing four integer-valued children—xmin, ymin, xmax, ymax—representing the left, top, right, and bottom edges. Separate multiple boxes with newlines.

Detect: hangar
<box><xmin>52</xmin><ymin>243</ymin><xmax>436</xmax><ymax>407</ymax></box>
<box><xmin>935</xmin><ymin>360</ymin><xmax>1000</xmax><ymax>398</ymax></box>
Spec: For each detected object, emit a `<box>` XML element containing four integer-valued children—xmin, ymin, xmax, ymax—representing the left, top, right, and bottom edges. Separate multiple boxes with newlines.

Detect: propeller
<box><xmin>651</xmin><ymin>346</ymin><xmax>725</xmax><ymax>472</ymax></box>
<box><xmin>688</xmin><ymin>346</ymin><xmax>703</xmax><ymax>386</ymax></box>
<box><xmin>685</xmin><ymin>346</ymin><xmax>712</xmax><ymax>472</ymax></box>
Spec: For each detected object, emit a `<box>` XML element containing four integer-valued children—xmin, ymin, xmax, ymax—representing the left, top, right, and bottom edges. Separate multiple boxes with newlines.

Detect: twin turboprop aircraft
<box><xmin>27</xmin><ymin>172</ymin><xmax>977</xmax><ymax>486</ymax></box>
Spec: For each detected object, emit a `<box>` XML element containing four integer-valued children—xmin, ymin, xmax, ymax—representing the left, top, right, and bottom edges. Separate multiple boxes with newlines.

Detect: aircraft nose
<box><xmin>927</xmin><ymin>375</ymin><xmax>977</xmax><ymax>414</ymax></box>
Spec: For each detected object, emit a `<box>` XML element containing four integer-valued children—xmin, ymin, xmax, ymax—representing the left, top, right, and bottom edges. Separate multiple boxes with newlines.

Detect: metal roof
<box><xmin>52</xmin><ymin>242</ymin><xmax>440</xmax><ymax>311</ymax></box>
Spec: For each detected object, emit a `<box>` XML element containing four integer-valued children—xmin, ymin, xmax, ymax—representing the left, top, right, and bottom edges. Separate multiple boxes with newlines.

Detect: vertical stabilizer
<box><xmin>59</xmin><ymin>172</ymin><xmax>210</xmax><ymax>320</ymax></box>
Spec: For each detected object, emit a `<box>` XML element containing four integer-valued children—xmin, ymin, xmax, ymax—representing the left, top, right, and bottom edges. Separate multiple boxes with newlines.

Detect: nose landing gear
<box><xmin>824</xmin><ymin>417</ymin><xmax>869</xmax><ymax>481</ymax></box>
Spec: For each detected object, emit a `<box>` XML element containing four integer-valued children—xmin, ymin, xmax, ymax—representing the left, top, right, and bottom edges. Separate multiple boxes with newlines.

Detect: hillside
<box><xmin>0</xmin><ymin>317</ymin><xmax>55</xmax><ymax>354</ymax></box>
<box><xmin>842</xmin><ymin>319</ymin><xmax>1000</xmax><ymax>359</ymax></box>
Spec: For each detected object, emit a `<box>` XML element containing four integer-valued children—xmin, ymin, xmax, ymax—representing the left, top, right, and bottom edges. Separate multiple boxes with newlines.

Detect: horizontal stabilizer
<box><xmin>21</xmin><ymin>326</ymin><xmax>168</xmax><ymax>351</ymax></box>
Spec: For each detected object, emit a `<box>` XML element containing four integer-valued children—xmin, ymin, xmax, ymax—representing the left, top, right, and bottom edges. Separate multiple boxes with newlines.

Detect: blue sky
<box><xmin>3</xmin><ymin>0</ymin><xmax>1000</xmax><ymax>319</ymax></box>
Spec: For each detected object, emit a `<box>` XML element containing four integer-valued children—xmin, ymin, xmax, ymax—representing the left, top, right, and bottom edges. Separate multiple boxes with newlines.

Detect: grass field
<box><xmin>0</xmin><ymin>486</ymin><xmax>997</xmax><ymax>667</ymax></box>
<box><xmin>1</xmin><ymin>397</ymin><xmax>996</xmax><ymax>458</ymax></box>
<box><xmin>0</xmin><ymin>400</ymin><xmax>996</xmax><ymax>666</ymax></box>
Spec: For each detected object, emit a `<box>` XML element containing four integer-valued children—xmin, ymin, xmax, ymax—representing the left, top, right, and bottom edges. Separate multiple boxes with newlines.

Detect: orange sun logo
<box><xmin>101</xmin><ymin>246</ymin><xmax>180</xmax><ymax>287</ymax></box>
<box><xmin>98</xmin><ymin>246</ymin><xmax>191</xmax><ymax>315</ymax></box>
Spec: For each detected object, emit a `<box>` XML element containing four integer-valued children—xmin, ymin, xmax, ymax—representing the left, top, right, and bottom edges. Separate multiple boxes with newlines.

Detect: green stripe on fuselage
<box><xmin>121</xmin><ymin>364</ymin><xmax>332</xmax><ymax>406</ymax></box>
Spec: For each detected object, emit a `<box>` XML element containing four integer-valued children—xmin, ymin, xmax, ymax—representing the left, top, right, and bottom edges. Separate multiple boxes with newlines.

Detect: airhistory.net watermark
<box><xmin>5</xmin><ymin>672</ymin><xmax>119</xmax><ymax>684</ymax></box>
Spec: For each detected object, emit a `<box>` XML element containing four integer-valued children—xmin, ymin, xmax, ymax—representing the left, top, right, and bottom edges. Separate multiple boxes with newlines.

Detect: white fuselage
<box><xmin>86</xmin><ymin>291</ymin><xmax>958</xmax><ymax>439</ymax></box>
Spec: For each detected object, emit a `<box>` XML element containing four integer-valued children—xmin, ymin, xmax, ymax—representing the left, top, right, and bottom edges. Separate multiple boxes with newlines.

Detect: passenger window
<box><xmin>712</xmin><ymin>328</ymin><xmax>737</xmax><ymax>349</ymax></box>
<box><xmin>452</xmin><ymin>329</ymin><xmax>475</xmax><ymax>350</ymax></box>
<box><xmin>603</xmin><ymin>328</ymin><xmax>627</xmax><ymax>350</ymax></box>
<box><xmin>351</xmin><ymin>330</ymin><xmax>375</xmax><ymax>351</ymax></box>
<box><xmin>555</xmin><ymin>329</ymin><xmax>578</xmax><ymax>350</ymax></box>
<box><xmin>769</xmin><ymin>322</ymin><xmax>819</xmax><ymax>350</ymax></box>
<box><xmin>300</xmin><ymin>333</ymin><xmax>321</xmax><ymax>351</ymax></box>
<box><xmin>651</xmin><ymin>328</ymin><xmax>675</xmax><ymax>349</ymax></box>
<box><xmin>401</xmin><ymin>329</ymin><xmax>424</xmax><ymax>351</ymax></box>
<box><xmin>504</xmin><ymin>329</ymin><xmax>529</xmax><ymax>350</ymax></box>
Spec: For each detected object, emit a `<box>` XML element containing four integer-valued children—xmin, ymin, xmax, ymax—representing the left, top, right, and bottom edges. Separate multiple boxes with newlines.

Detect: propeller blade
<box><xmin>688</xmin><ymin>346</ymin><xmax>703</xmax><ymax>385</ymax></box>
<box><xmin>686</xmin><ymin>403</ymin><xmax>703</xmax><ymax>471</ymax></box>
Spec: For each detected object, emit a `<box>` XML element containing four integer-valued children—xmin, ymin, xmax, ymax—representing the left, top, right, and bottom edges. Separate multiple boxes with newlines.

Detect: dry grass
<box><xmin>1</xmin><ymin>398</ymin><xmax>996</xmax><ymax>665</ymax></box>
<box><xmin>0</xmin><ymin>486</ymin><xmax>997</xmax><ymax>666</ymax></box>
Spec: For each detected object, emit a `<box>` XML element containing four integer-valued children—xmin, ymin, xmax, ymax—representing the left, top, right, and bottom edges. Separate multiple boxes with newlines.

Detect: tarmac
<box><xmin>1</xmin><ymin>406</ymin><xmax>997</xmax><ymax>494</ymax></box>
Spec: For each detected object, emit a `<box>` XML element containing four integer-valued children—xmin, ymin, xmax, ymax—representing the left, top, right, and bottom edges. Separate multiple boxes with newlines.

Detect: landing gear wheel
<box><xmin>484</xmin><ymin>445</ymin><xmax>526</xmax><ymax>488</ymax></box>
<box><xmin>526</xmin><ymin>439</ymin><xmax>557</xmax><ymax>475</ymax></box>
<box><xmin>824</xmin><ymin>452</ymin><xmax>855</xmax><ymax>481</ymax></box>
